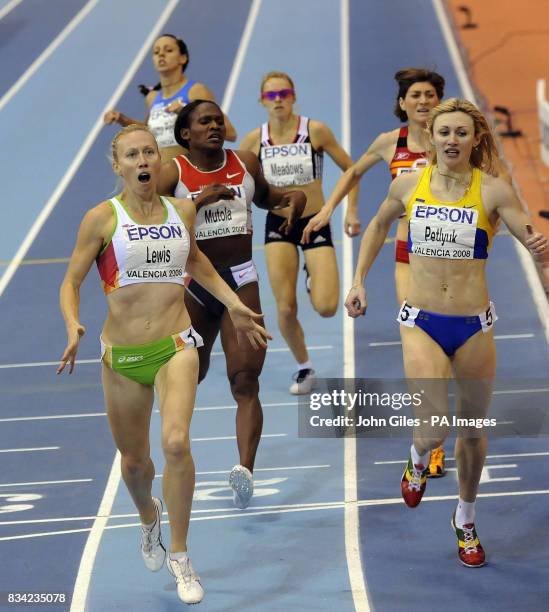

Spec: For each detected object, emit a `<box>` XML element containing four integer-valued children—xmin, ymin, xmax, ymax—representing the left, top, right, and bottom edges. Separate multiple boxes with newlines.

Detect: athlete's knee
<box><xmin>162</xmin><ymin>430</ymin><xmax>191</xmax><ymax>464</ymax></box>
<box><xmin>230</xmin><ymin>369</ymin><xmax>260</xmax><ymax>401</ymax></box>
<box><xmin>277</xmin><ymin>300</ymin><xmax>297</xmax><ymax>323</ymax></box>
<box><xmin>312</xmin><ymin>294</ymin><xmax>338</xmax><ymax>318</ymax></box>
<box><xmin>121</xmin><ymin>453</ymin><xmax>150</xmax><ymax>477</ymax></box>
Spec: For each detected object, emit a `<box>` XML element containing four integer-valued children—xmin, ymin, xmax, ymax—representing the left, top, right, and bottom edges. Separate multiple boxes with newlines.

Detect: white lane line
<box><xmin>0</xmin><ymin>412</ymin><xmax>106</xmax><ymax>423</ymax></box>
<box><xmin>369</xmin><ymin>333</ymin><xmax>535</xmax><ymax>347</ymax></box>
<box><xmin>0</xmin><ymin>0</ymin><xmax>23</xmax><ymax>21</ymax></box>
<box><xmin>162</xmin><ymin>464</ymin><xmax>331</xmax><ymax>477</ymax></box>
<box><xmin>69</xmin><ymin>453</ymin><xmax>121</xmax><ymax>612</ymax></box>
<box><xmin>261</xmin><ymin>345</ymin><xmax>333</xmax><ymax>354</ymax></box>
<box><xmin>492</xmin><ymin>334</ymin><xmax>535</xmax><ymax>340</ymax></box>
<box><xmin>0</xmin><ymin>478</ymin><xmax>92</xmax><ymax>488</ymax></box>
<box><xmin>221</xmin><ymin>0</ymin><xmax>262</xmax><ymax>113</ymax></box>
<box><xmin>0</xmin><ymin>402</ymin><xmax>297</xmax><ymax>424</ymax></box>
<box><xmin>191</xmin><ymin>433</ymin><xmax>286</xmax><ymax>442</ymax></box>
<box><xmin>341</xmin><ymin>0</ymin><xmax>369</xmax><ymax>610</ymax></box>
<box><xmin>375</xmin><ymin>451</ymin><xmax>549</xmax><ymax>465</ymax></box>
<box><xmin>0</xmin><ymin>527</ymin><xmax>94</xmax><ymax>542</ymax></box>
<box><xmin>0</xmin><ymin>446</ymin><xmax>59</xmax><ymax>453</ymax></box>
<box><xmin>492</xmin><ymin>387</ymin><xmax>549</xmax><ymax>395</ymax></box>
<box><xmin>0</xmin><ymin>0</ymin><xmax>99</xmax><ymax>113</ymax></box>
<box><xmin>354</xmin><ymin>489</ymin><xmax>549</xmax><ymax>506</ymax></box>
<box><xmin>0</xmin><ymin>358</ymin><xmax>99</xmax><ymax>370</ymax></box>
<box><xmin>4</xmin><ymin>487</ymin><xmax>549</xmax><ymax>542</ymax></box>
<box><xmin>368</xmin><ymin>341</ymin><xmax>401</xmax><ymax>347</ymax></box>
<box><xmin>199</xmin><ymin>464</ymin><xmax>330</xmax><ymax>475</ymax></box>
<box><xmin>445</xmin><ymin>465</ymin><xmax>521</xmax><ymax>483</ymax></box>
<box><xmin>0</xmin><ymin>516</ymin><xmax>99</xmax><ymax>527</ymax></box>
<box><xmin>195</xmin><ymin>401</ymin><xmax>297</xmax><ymax>412</ymax></box>
<box><xmin>446</xmin><ymin>464</ymin><xmax>518</xmax><ymax>471</ymax></box>
<box><xmin>432</xmin><ymin>0</ymin><xmax>549</xmax><ymax>345</ymax></box>
<box><xmin>0</xmin><ymin>345</ymin><xmax>333</xmax><ymax>370</ymax></box>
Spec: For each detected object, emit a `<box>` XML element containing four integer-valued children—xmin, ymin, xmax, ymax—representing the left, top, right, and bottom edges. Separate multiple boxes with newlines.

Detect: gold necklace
<box><xmin>435</xmin><ymin>169</ymin><xmax>471</xmax><ymax>185</ymax></box>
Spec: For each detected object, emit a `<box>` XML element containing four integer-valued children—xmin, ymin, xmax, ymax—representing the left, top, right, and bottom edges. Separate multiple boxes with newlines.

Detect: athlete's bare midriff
<box><xmin>405</xmin><ymin>257</ymin><xmax>489</xmax><ymax>314</ymax></box>
<box><xmin>103</xmin><ymin>283</ymin><xmax>191</xmax><ymax>345</ymax></box>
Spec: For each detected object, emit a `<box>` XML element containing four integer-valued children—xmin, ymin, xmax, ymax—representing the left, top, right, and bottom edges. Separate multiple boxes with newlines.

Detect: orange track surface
<box><xmin>448</xmin><ymin>0</ymin><xmax>549</xmax><ymax>228</ymax></box>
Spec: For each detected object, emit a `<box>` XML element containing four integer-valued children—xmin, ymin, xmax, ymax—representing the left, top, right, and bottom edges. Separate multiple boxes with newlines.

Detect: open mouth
<box><xmin>444</xmin><ymin>148</ymin><xmax>460</xmax><ymax>158</ymax></box>
<box><xmin>138</xmin><ymin>172</ymin><xmax>151</xmax><ymax>183</ymax></box>
<box><xmin>208</xmin><ymin>134</ymin><xmax>222</xmax><ymax>142</ymax></box>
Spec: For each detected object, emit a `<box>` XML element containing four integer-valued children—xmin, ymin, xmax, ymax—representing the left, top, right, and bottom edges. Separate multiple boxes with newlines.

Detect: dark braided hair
<box><xmin>393</xmin><ymin>68</ymin><xmax>445</xmax><ymax>121</ymax></box>
<box><xmin>174</xmin><ymin>99</ymin><xmax>222</xmax><ymax>148</ymax></box>
<box><xmin>138</xmin><ymin>34</ymin><xmax>189</xmax><ymax>97</ymax></box>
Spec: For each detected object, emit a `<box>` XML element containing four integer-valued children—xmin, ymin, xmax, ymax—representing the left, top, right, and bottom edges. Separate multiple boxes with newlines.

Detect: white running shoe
<box><xmin>289</xmin><ymin>368</ymin><xmax>316</xmax><ymax>395</ymax></box>
<box><xmin>229</xmin><ymin>464</ymin><xmax>253</xmax><ymax>509</ymax></box>
<box><xmin>140</xmin><ymin>497</ymin><xmax>166</xmax><ymax>572</ymax></box>
<box><xmin>167</xmin><ymin>555</ymin><xmax>204</xmax><ymax>605</ymax></box>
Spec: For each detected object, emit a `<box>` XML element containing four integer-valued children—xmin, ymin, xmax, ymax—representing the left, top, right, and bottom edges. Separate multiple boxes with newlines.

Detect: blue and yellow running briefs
<box><xmin>101</xmin><ymin>326</ymin><xmax>203</xmax><ymax>386</ymax></box>
<box><xmin>397</xmin><ymin>301</ymin><xmax>497</xmax><ymax>356</ymax></box>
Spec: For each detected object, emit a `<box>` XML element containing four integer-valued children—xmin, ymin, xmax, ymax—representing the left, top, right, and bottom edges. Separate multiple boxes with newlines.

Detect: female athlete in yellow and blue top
<box><xmin>345</xmin><ymin>99</ymin><xmax>548</xmax><ymax>569</ymax></box>
<box><xmin>399</xmin><ymin>164</ymin><xmax>496</xmax><ymax>355</ymax></box>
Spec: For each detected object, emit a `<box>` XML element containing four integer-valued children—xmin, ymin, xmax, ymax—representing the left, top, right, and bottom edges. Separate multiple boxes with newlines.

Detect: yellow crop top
<box><xmin>405</xmin><ymin>166</ymin><xmax>494</xmax><ymax>260</ymax></box>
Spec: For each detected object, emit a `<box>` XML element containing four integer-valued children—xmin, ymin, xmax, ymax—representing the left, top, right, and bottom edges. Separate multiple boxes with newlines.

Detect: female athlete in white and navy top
<box><xmin>158</xmin><ymin>99</ymin><xmax>306</xmax><ymax>509</ymax></box>
<box><xmin>103</xmin><ymin>34</ymin><xmax>236</xmax><ymax>162</ymax></box>
<box><xmin>59</xmin><ymin>125</ymin><xmax>269</xmax><ymax>605</ymax></box>
<box><xmin>240</xmin><ymin>71</ymin><xmax>359</xmax><ymax>394</ymax></box>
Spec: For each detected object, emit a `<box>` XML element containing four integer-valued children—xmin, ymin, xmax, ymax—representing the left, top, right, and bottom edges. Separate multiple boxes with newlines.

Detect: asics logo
<box><xmin>118</xmin><ymin>355</ymin><xmax>144</xmax><ymax>364</ymax></box>
<box><xmin>268</xmin><ymin>231</ymin><xmax>281</xmax><ymax>239</ymax></box>
<box><xmin>227</xmin><ymin>172</ymin><xmax>240</xmax><ymax>179</ymax></box>
<box><xmin>313</xmin><ymin>235</ymin><xmax>327</xmax><ymax>243</ymax></box>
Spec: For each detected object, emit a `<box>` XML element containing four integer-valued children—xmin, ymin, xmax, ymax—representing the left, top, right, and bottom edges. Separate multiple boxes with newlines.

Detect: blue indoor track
<box><xmin>0</xmin><ymin>1</ymin><xmax>548</xmax><ymax>611</ymax></box>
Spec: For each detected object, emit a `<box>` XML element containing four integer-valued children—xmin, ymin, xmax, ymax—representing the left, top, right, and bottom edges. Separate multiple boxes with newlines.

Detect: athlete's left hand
<box><xmin>301</xmin><ymin>207</ymin><xmax>331</xmax><ymax>244</ymax></box>
<box><xmin>525</xmin><ymin>224</ymin><xmax>548</xmax><ymax>262</ymax></box>
<box><xmin>194</xmin><ymin>184</ymin><xmax>235</xmax><ymax>209</ymax></box>
<box><xmin>276</xmin><ymin>191</ymin><xmax>306</xmax><ymax>234</ymax></box>
<box><xmin>344</xmin><ymin>211</ymin><xmax>361</xmax><ymax>237</ymax></box>
<box><xmin>344</xmin><ymin>285</ymin><xmax>367</xmax><ymax>318</ymax></box>
<box><xmin>227</xmin><ymin>302</ymin><xmax>272</xmax><ymax>349</ymax></box>
<box><xmin>57</xmin><ymin>323</ymin><xmax>86</xmax><ymax>374</ymax></box>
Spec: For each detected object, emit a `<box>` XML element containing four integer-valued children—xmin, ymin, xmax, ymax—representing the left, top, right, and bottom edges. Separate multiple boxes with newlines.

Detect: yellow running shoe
<box><xmin>427</xmin><ymin>446</ymin><xmax>446</xmax><ymax>478</ymax></box>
